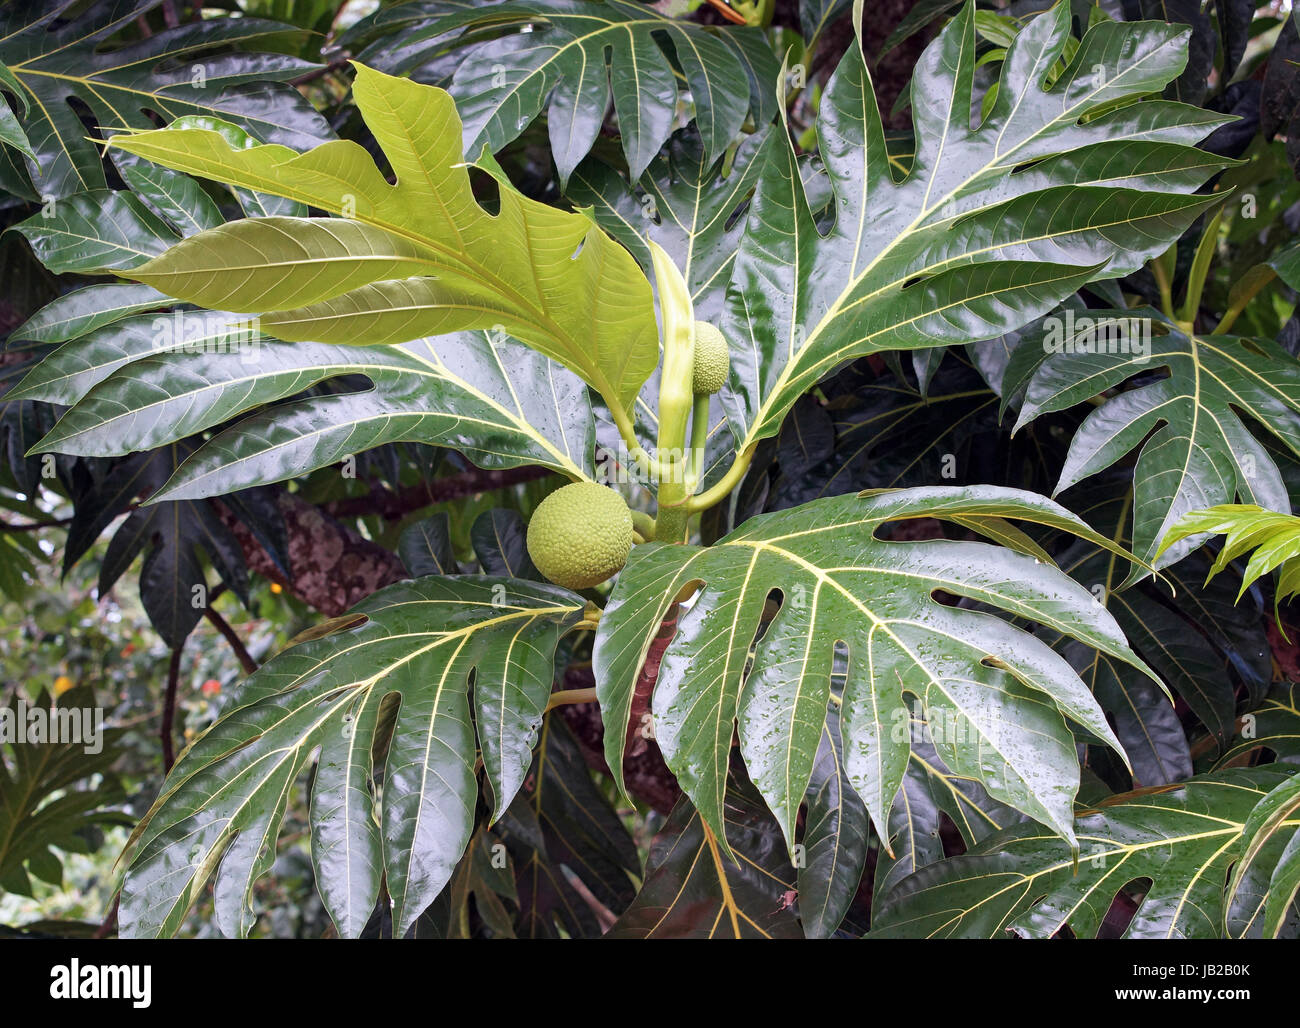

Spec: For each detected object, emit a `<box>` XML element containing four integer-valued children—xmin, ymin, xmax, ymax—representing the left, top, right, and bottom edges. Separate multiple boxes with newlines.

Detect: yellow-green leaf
<box><xmin>106</xmin><ymin>64</ymin><xmax>660</xmax><ymax>414</ymax></box>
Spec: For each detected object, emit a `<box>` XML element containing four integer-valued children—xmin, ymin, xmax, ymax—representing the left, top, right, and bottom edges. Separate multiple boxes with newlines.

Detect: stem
<box><xmin>704</xmin><ymin>0</ymin><xmax>749</xmax><ymax>24</ymax></box>
<box><xmin>545</xmin><ymin>687</ymin><xmax>597</xmax><ymax>710</ymax></box>
<box><xmin>630</xmin><ymin>510</ymin><xmax>656</xmax><ymax>541</ymax></box>
<box><xmin>687</xmin><ymin>443</ymin><xmax>757</xmax><ymax>514</ymax></box>
<box><xmin>656</xmin><ymin>504</ymin><xmax>690</xmax><ymax>543</ymax></box>
<box><xmin>1151</xmin><ymin>244</ymin><xmax>1176</xmax><ymax>320</ymax></box>
<box><xmin>569</xmin><ymin>602</ymin><xmax>603</xmax><ymax>633</ymax></box>
<box><xmin>0</xmin><ymin>515</ymin><xmax>73</xmax><ymax>532</ymax></box>
<box><xmin>649</xmin><ymin>242</ymin><xmax>696</xmax><ymax>543</ymax></box>
<box><xmin>204</xmin><ymin>605</ymin><xmax>258</xmax><ymax>676</ymax></box>
<box><xmin>684</xmin><ymin>394</ymin><xmax>711</xmax><ymax>492</ymax></box>
<box><xmin>609</xmin><ymin>402</ymin><xmax>674</xmax><ymax>482</ymax></box>
<box><xmin>160</xmin><ymin>646</ymin><xmax>182</xmax><ymax>774</ymax></box>
<box><xmin>1213</xmin><ymin>265</ymin><xmax>1276</xmax><ymax>335</ymax></box>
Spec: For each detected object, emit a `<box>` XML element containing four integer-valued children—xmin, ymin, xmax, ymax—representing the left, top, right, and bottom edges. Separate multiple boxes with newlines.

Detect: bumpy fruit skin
<box><xmin>526</xmin><ymin>483</ymin><xmax>633</xmax><ymax>590</ymax></box>
<box><xmin>692</xmin><ymin>321</ymin><xmax>730</xmax><ymax>395</ymax></box>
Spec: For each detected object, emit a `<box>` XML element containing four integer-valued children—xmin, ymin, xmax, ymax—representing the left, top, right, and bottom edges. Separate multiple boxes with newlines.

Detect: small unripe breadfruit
<box><xmin>692</xmin><ymin>321</ymin><xmax>730</xmax><ymax>395</ymax></box>
<box><xmin>526</xmin><ymin>483</ymin><xmax>634</xmax><ymax>590</ymax></box>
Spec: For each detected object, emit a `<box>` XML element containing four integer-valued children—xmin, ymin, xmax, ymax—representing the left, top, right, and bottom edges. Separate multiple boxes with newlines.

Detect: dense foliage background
<box><xmin>2</xmin><ymin>0</ymin><xmax>1299</xmax><ymax>939</ymax></box>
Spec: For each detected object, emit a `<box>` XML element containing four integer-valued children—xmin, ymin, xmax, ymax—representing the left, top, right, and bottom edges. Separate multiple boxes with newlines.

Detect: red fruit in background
<box><xmin>201</xmin><ymin>679</ymin><xmax>221</xmax><ymax>696</ymax></box>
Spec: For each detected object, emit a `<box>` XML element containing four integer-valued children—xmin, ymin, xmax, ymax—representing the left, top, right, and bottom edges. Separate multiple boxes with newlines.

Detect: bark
<box><xmin>217</xmin><ymin>492</ymin><xmax>408</xmax><ymax>617</ymax></box>
<box><xmin>560</xmin><ymin>611</ymin><xmax>684</xmax><ymax>815</ymax></box>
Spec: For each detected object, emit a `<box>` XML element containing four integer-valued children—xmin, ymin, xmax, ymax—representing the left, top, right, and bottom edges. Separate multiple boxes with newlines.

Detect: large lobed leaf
<box><xmin>1158</xmin><ymin>503</ymin><xmax>1300</xmax><ymax>607</ymax></box>
<box><xmin>718</xmin><ymin>1</ymin><xmax>1230</xmax><ymax>458</ymax></box>
<box><xmin>496</xmin><ymin>714</ymin><xmax>640</xmax><ymax>938</ymax></box>
<box><xmin>0</xmin><ymin>0</ymin><xmax>332</xmax><ymax>199</ymax></box>
<box><xmin>16</xmin><ymin>327</ymin><xmax>598</xmax><ymax>500</ymax></box>
<box><xmin>8</xmin><ymin>168</ymin><xmax>598</xmax><ymax>499</ymax></box>
<box><xmin>1217</xmin><ymin>681</ymin><xmax>1300</xmax><ymax>768</ymax></box>
<box><xmin>594</xmin><ymin>485</ymin><xmax>1156</xmax><ymax>859</ymax></box>
<box><xmin>1226</xmin><ymin>772</ymin><xmax>1300</xmax><ymax>938</ymax></box>
<box><xmin>1019</xmin><ymin>316</ymin><xmax>1300</xmax><ymax>576</ymax></box>
<box><xmin>1054</xmin><ymin>480</ymin><xmax>1267</xmax><ymax>773</ymax></box>
<box><xmin>101</xmin><ymin>64</ymin><xmax>659</xmax><ymax>415</ymax></box>
<box><xmin>870</xmin><ymin>766</ymin><xmax>1300</xmax><ymax>938</ymax></box>
<box><xmin>119</xmin><ymin>576</ymin><xmax>585</xmax><ymax>939</ymax></box>
<box><xmin>346</xmin><ymin>0</ymin><xmax>779</xmax><ymax>185</ymax></box>
<box><xmin>609</xmin><ymin>766</ymin><xmax>801</xmax><ymax>939</ymax></box>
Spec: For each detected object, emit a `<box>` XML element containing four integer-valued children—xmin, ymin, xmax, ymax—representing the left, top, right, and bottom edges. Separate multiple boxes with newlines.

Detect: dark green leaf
<box><xmin>0</xmin><ymin>0</ymin><xmax>331</xmax><ymax>198</ymax></box>
<box><xmin>595</xmin><ymin>486</ymin><xmax>1150</xmax><ymax>858</ymax></box>
<box><xmin>609</xmin><ymin>768</ymin><xmax>801</xmax><ymax>939</ymax></box>
<box><xmin>399</xmin><ymin>513</ymin><xmax>457</xmax><ymax>576</ymax></box>
<box><xmin>870</xmin><ymin>766</ymin><xmax>1299</xmax><ymax>938</ymax></box>
<box><xmin>119</xmin><ymin>576</ymin><xmax>584</xmax><ymax>938</ymax></box>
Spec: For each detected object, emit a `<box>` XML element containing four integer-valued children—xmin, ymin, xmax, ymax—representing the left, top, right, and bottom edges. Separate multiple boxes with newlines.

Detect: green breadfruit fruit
<box><xmin>692</xmin><ymin>321</ymin><xmax>730</xmax><ymax>395</ymax></box>
<box><xmin>526</xmin><ymin>482</ymin><xmax>634</xmax><ymax>590</ymax></box>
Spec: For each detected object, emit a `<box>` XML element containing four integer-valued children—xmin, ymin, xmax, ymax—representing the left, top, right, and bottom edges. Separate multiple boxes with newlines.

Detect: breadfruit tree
<box><xmin>2</xmin><ymin>0</ymin><xmax>1300</xmax><ymax>941</ymax></box>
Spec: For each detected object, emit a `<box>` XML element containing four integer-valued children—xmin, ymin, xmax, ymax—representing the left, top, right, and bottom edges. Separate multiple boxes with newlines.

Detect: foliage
<box><xmin>0</xmin><ymin>688</ymin><xmax>131</xmax><ymax>897</ymax></box>
<box><xmin>1160</xmin><ymin>504</ymin><xmax>1300</xmax><ymax>608</ymax></box>
<box><xmin>0</xmin><ymin>0</ymin><xmax>1298</xmax><ymax>941</ymax></box>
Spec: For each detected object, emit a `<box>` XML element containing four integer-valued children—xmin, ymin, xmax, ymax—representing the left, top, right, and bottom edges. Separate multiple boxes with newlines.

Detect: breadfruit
<box><xmin>526</xmin><ymin>483</ymin><xmax>634</xmax><ymax>590</ymax></box>
<box><xmin>692</xmin><ymin>321</ymin><xmax>730</xmax><ymax>395</ymax></box>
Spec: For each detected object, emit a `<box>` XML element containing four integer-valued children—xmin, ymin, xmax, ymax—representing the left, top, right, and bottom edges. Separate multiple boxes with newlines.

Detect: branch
<box><xmin>545</xmin><ymin>687</ymin><xmax>597</xmax><ymax>711</ymax></box>
<box><xmin>0</xmin><ymin>515</ymin><xmax>73</xmax><ymax>532</ymax></box>
<box><xmin>323</xmin><ymin>465</ymin><xmax>553</xmax><ymax>521</ymax></box>
<box><xmin>291</xmin><ymin>57</ymin><xmax>352</xmax><ymax>87</ymax></box>
<box><xmin>204</xmin><ymin>605</ymin><xmax>259</xmax><ymax>676</ymax></box>
<box><xmin>160</xmin><ymin>646</ymin><xmax>182</xmax><ymax>773</ymax></box>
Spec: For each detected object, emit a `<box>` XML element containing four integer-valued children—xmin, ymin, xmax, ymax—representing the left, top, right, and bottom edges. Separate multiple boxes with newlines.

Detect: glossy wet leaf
<box><xmin>11</xmin><ymin>190</ymin><xmax>178</xmax><ymax>275</ymax></box>
<box><xmin>797</xmin><ymin>704</ymin><xmax>869</xmax><ymax>937</ymax></box>
<box><xmin>1226</xmin><ymin>772</ymin><xmax>1300</xmax><ymax>938</ymax></box>
<box><xmin>1217</xmin><ymin>682</ymin><xmax>1300</xmax><ymax>767</ymax></box>
<box><xmin>719</xmin><ymin>3</ymin><xmax>1229</xmax><ymax>457</ymax></box>
<box><xmin>472</xmin><ymin>509</ymin><xmax>539</xmax><ymax>581</ymax></box>
<box><xmin>871</xmin><ymin>766</ymin><xmax>1299</xmax><ymax>938</ymax></box>
<box><xmin>873</xmin><ymin>706</ymin><xmax>1016</xmax><ymax>906</ymax></box>
<box><xmin>364</xmin><ymin>0</ymin><xmax>778</xmax><ymax>183</ymax></box>
<box><xmin>1055</xmin><ymin>482</ymin><xmax>1252</xmax><ymax>765</ymax></box>
<box><xmin>8</xmin><ymin>283</ymin><xmax>169</xmax><ymax>346</ymax></box>
<box><xmin>608</xmin><ymin>769</ymin><xmax>800</xmax><ymax>939</ymax></box>
<box><xmin>21</xmin><ymin>329</ymin><xmax>597</xmax><ymax>500</ymax></box>
<box><xmin>398</xmin><ymin>513</ymin><xmax>457</xmax><ymax>576</ymax></box>
<box><xmin>495</xmin><ymin>715</ymin><xmax>639</xmax><ymax>937</ymax></box>
<box><xmin>0</xmin><ymin>0</ymin><xmax>331</xmax><ymax>198</ymax></box>
<box><xmin>595</xmin><ymin>485</ymin><xmax>1152</xmax><ymax>858</ymax></box>
<box><xmin>1020</xmin><ymin>316</ymin><xmax>1300</xmax><ymax>576</ymax></box>
<box><xmin>118</xmin><ymin>576</ymin><xmax>585</xmax><ymax>938</ymax></box>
